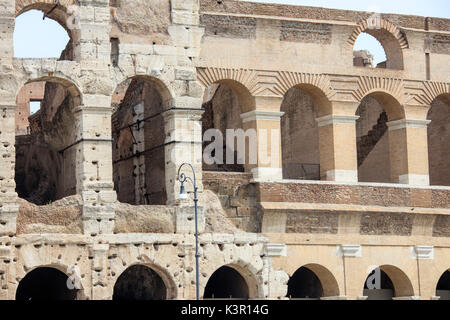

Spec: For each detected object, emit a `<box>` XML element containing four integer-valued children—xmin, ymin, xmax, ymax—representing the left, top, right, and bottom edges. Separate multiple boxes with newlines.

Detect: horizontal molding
<box><xmin>241</xmin><ymin>110</ymin><xmax>285</xmax><ymax>123</ymax></box>
<box><xmin>387</xmin><ymin>119</ymin><xmax>431</xmax><ymax>130</ymax></box>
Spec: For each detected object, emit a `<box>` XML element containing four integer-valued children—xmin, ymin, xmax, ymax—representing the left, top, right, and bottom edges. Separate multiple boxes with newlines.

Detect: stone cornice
<box><xmin>316</xmin><ymin>114</ymin><xmax>360</xmax><ymax>127</ymax></box>
<box><xmin>387</xmin><ymin>119</ymin><xmax>431</xmax><ymax>131</ymax></box>
<box><xmin>240</xmin><ymin>110</ymin><xmax>285</xmax><ymax>123</ymax></box>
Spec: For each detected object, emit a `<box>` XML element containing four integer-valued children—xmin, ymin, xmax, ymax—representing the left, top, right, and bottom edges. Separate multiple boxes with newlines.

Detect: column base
<box><xmin>251</xmin><ymin>167</ymin><xmax>283</xmax><ymax>181</ymax></box>
<box><xmin>326</xmin><ymin>170</ymin><xmax>358</xmax><ymax>183</ymax></box>
<box><xmin>398</xmin><ymin>174</ymin><xmax>430</xmax><ymax>186</ymax></box>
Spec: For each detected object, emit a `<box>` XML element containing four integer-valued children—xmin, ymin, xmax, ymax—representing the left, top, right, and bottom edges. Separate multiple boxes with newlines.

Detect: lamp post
<box><xmin>177</xmin><ymin>163</ymin><xmax>200</xmax><ymax>300</ymax></box>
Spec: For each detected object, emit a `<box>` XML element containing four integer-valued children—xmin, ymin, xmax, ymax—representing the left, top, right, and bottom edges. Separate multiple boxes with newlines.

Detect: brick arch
<box><xmin>349</xmin><ymin>18</ymin><xmax>409</xmax><ymax>49</ymax></box>
<box><xmin>419</xmin><ymin>82</ymin><xmax>450</xmax><ymax>106</ymax></box>
<box><xmin>274</xmin><ymin>72</ymin><xmax>335</xmax><ymax>117</ymax></box>
<box><xmin>353</xmin><ymin>77</ymin><xmax>405</xmax><ymax>120</ymax></box>
<box><xmin>349</xmin><ymin>18</ymin><xmax>408</xmax><ymax>70</ymax></box>
<box><xmin>197</xmin><ymin>67</ymin><xmax>257</xmax><ymax>113</ymax></box>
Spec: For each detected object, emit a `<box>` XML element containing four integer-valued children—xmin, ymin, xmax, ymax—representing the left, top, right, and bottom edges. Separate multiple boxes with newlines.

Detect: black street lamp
<box><xmin>177</xmin><ymin>163</ymin><xmax>200</xmax><ymax>300</ymax></box>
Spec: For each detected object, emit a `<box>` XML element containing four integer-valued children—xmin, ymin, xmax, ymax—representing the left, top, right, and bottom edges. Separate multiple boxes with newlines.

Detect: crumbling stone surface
<box><xmin>114</xmin><ymin>202</ymin><xmax>175</xmax><ymax>234</ymax></box>
<box><xmin>433</xmin><ymin>215</ymin><xmax>450</xmax><ymax>237</ymax></box>
<box><xmin>111</xmin><ymin>0</ymin><xmax>172</xmax><ymax>45</ymax></box>
<box><xmin>286</xmin><ymin>211</ymin><xmax>339</xmax><ymax>234</ymax></box>
<box><xmin>0</xmin><ymin>0</ymin><xmax>448</xmax><ymax>301</ymax></box>
<box><xmin>17</xmin><ymin>196</ymin><xmax>83</xmax><ymax>235</ymax></box>
<box><xmin>202</xmin><ymin>190</ymin><xmax>239</xmax><ymax>234</ymax></box>
<box><xmin>360</xmin><ymin>212</ymin><xmax>414</xmax><ymax>236</ymax></box>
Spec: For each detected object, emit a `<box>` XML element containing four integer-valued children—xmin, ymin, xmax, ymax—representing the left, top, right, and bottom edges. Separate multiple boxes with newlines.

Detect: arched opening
<box><xmin>202</xmin><ymin>81</ymin><xmax>254</xmax><ymax>173</ymax></box>
<box><xmin>287</xmin><ymin>264</ymin><xmax>339</xmax><ymax>300</ymax></box>
<box><xmin>363</xmin><ymin>265</ymin><xmax>414</xmax><ymax>300</ymax></box>
<box><xmin>112</xmin><ymin>77</ymin><xmax>171</xmax><ymax>205</ymax></box>
<box><xmin>16</xmin><ymin>267</ymin><xmax>79</xmax><ymax>301</ymax></box>
<box><xmin>281</xmin><ymin>87</ymin><xmax>321</xmax><ymax>180</ymax></box>
<box><xmin>353</xmin><ymin>33</ymin><xmax>387</xmax><ymax>68</ymax></box>
<box><xmin>356</xmin><ymin>92</ymin><xmax>404</xmax><ymax>183</ymax></box>
<box><xmin>363</xmin><ymin>269</ymin><xmax>394</xmax><ymax>300</ymax></box>
<box><xmin>287</xmin><ymin>267</ymin><xmax>323</xmax><ymax>300</ymax></box>
<box><xmin>436</xmin><ymin>270</ymin><xmax>450</xmax><ymax>300</ymax></box>
<box><xmin>427</xmin><ymin>95</ymin><xmax>450</xmax><ymax>186</ymax></box>
<box><xmin>352</xmin><ymin>24</ymin><xmax>405</xmax><ymax>70</ymax></box>
<box><xmin>14</xmin><ymin>5</ymin><xmax>75</xmax><ymax>60</ymax></box>
<box><xmin>204</xmin><ymin>266</ymin><xmax>249</xmax><ymax>299</ymax></box>
<box><xmin>113</xmin><ymin>265</ymin><xmax>168</xmax><ymax>300</ymax></box>
<box><xmin>15</xmin><ymin>79</ymin><xmax>81</xmax><ymax>205</ymax></box>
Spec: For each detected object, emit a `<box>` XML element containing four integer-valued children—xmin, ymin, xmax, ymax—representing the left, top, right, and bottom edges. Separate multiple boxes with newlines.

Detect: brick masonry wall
<box><xmin>257</xmin><ymin>182</ymin><xmax>450</xmax><ymax>209</ymax></box>
<box><xmin>202</xmin><ymin>172</ymin><xmax>260</xmax><ymax>232</ymax></box>
<box><xmin>200</xmin><ymin>0</ymin><xmax>443</xmax><ymax>31</ymax></box>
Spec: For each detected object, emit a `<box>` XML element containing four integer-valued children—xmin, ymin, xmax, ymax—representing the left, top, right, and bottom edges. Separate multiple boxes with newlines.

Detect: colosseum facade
<box><xmin>0</xmin><ymin>0</ymin><xmax>448</xmax><ymax>300</ymax></box>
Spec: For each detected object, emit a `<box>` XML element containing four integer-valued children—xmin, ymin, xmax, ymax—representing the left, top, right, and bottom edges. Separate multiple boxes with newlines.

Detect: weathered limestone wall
<box><xmin>0</xmin><ymin>0</ymin><xmax>447</xmax><ymax>301</ymax></box>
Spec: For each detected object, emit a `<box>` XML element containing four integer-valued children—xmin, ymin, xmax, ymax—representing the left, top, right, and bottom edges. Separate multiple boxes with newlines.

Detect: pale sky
<box><xmin>13</xmin><ymin>1</ymin><xmax>449</xmax><ymax>65</ymax></box>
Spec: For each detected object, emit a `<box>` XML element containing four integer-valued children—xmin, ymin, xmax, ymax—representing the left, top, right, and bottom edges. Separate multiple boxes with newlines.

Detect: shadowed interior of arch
<box><xmin>287</xmin><ymin>267</ymin><xmax>323</xmax><ymax>299</ymax></box>
<box><xmin>201</xmin><ymin>82</ymin><xmax>248</xmax><ymax>173</ymax></box>
<box><xmin>363</xmin><ymin>269</ymin><xmax>395</xmax><ymax>300</ymax></box>
<box><xmin>15</xmin><ymin>79</ymin><xmax>79</xmax><ymax>206</ymax></box>
<box><xmin>203</xmin><ymin>266</ymin><xmax>249</xmax><ymax>299</ymax></box>
<box><xmin>113</xmin><ymin>265</ymin><xmax>167</xmax><ymax>300</ymax></box>
<box><xmin>287</xmin><ymin>264</ymin><xmax>340</xmax><ymax>299</ymax></box>
<box><xmin>436</xmin><ymin>270</ymin><xmax>450</xmax><ymax>300</ymax></box>
<box><xmin>112</xmin><ymin>77</ymin><xmax>171</xmax><ymax>205</ymax></box>
<box><xmin>16</xmin><ymin>267</ymin><xmax>79</xmax><ymax>301</ymax></box>
<box><xmin>363</xmin><ymin>265</ymin><xmax>414</xmax><ymax>300</ymax></box>
<box><xmin>356</xmin><ymin>91</ymin><xmax>405</xmax><ymax>184</ymax></box>
<box><xmin>427</xmin><ymin>95</ymin><xmax>450</xmax><ymax>186</ymax></box>
<box><xmin>281</xmin><ymin>87</ymin><xmax>321</xmax><ymax>180</ymax></box>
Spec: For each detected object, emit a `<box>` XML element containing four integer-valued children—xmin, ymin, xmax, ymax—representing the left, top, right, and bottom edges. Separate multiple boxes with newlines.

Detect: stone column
<box><xmin>240</xmin><ymin>97</ymin><xmax>284</xmax><ymax>181</ymax></box>
<box><xmin>387</xmin><ymin>119</ymin><xmax>431</xmax><ymax>185</ymax></box>
<box><xmin>0</xmin><ymin>0</ymin><xmax>14</xmax><ymax>64</ymax></box>
<box><xmin>316</xmin><ymin>111</ymin><xmax>360</xmax><ymax>183</ymax></box>
<box><xmin>89</xmin><ymin>244</ymin><xmax>110</xmax><ymax>300</ymax></box>
<box><xmin>163</xmin><ymin>108</ymin><xmax>204</xmax><ymax>205</ymax></box>
<box><xmin>76</xmin><ymin>0</ymin><xmax>110</xmax><ymax>64</ymax></box>
<box><xmin>75</xmin><ymin>104</ymin><xmax>116</xmax><ymax>236</ymax></box>
<box><xmin>0</xmin><ymin>104</ymin><xmax>18</xmax><ymax>236</ymax></box>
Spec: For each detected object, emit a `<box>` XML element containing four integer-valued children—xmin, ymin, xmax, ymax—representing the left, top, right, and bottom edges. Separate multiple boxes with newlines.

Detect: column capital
<box><xmin>162</xmin><ymin>107</ymin><xmax>204</xmax><ymax>121</ymax></box>
<box><xmin>240</xmin><ymin>110</ymin><xmax>285</xmax><ymax>123</ymax></box>
<box><xmin>316</xmin><ymin>114</ymin><xmax>360</xmax><ymax>127</ymax></box>
<box><xmin>387</xmin><ymin>119</ymin><xmax>431</xmax><ymax>131</ymax></box>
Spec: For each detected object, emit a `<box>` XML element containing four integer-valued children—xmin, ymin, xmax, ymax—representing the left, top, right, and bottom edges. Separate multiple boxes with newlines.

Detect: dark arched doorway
<box><xmin>363</xmin><ymin>268</ymin><xmax>395</xmax><ymax>300</ymax></box>
<box><xmin>16</xmin><ymin>267</ymin><xmax>79</xmax><ymax>301</ymax></box>
<box><xmin>113</xmin><ymin>265</ymin><xmax>167</xmax><ymax>300</ymax></box>
<box><xmin>204</xmin><ymin>266</ymin><xmax>249</xmax><ymax>299</ymax></box>
<box><xmin>436</xmin><ymin>270</ymin><xmax>450</xmax><ymax>300</ymax></box>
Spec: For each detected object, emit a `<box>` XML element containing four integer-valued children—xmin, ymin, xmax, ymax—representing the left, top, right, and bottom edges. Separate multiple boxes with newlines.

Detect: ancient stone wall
<box><xmin>0</xmin><ymin>0</ymin><xmax>447</xmax><ymax>301</ymax></box>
